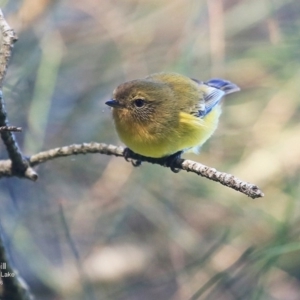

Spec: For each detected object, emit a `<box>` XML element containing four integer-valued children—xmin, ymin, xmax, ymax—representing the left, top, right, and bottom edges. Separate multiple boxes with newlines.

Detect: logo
<box><xmin>0</xmin><ymin>262</ymin><xmax>16</xmax><ymax>284</ymax></box>
<box><xmin>0</xmin><ymin>263</ymin><xmax>6</xmax><ymax>270</ymax></box>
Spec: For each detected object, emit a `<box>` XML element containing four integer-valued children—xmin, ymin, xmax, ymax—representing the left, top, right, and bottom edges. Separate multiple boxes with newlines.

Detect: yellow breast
<box><xmin>114</xmin><ymin>106</ymin><xmax>221</xmax><ymax>158</ymax></box>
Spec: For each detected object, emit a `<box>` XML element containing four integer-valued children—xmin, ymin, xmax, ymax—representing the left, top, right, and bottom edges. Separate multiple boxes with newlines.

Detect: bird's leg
<box><xmin>123</xmin><ymin>148</ymin><xmax>142</xmax><ymax>167</ymax></box>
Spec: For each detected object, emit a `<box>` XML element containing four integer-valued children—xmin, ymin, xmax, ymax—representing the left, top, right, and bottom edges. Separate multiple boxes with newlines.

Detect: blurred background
<box><xmin>0</xmin><ymin>0</ymin><xmax>299</xmax><ymax>299</ymax></box>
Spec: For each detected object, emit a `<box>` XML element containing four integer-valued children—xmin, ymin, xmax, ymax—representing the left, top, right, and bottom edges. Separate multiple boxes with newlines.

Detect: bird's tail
<box><xmin>205</xmin><ymin>78</ymin><xmax>240</xmax><ymax>95</ymax></box>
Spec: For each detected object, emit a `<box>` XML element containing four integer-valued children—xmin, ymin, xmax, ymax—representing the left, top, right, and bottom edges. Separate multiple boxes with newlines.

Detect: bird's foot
<box><xmin>123</xmin><ymin>148</ymin><xmax>183</xmax><ymax>172</ymax></box>
<box><xmin>123</xmin><ymin>148</ymin><xmax>142</xmax><ymax>167</ymax></box>
<box><xmin>161</xmin><ymin>151</ymin><xmax>183</xmax><ymax>173</ymax></box>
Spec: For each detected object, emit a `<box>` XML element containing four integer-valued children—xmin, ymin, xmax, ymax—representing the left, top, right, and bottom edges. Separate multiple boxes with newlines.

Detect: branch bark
<box><xmin>0</xmin><ymin>142</ymin><xmax>264</xmax><ymax>198</ymax></box>
<box><xmin>0</xmin><ymin>126</ymin><xmax>22</xmax><ymax>132</ymax></box>
<box><xmin>0</xmin><ymin>9</ymin><xmax>37</xmax><ymax>181</ymax></box>
<box><xmin>0</xmin><ymin>9</ymin><xmax>36</xmax><ymax>300</ymax></box>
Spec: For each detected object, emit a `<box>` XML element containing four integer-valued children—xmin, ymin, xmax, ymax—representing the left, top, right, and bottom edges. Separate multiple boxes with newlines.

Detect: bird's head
<box><xmin>106</xmin><ymin>79</ymin><xmax>172</xmax><ymax>125</ymax></box>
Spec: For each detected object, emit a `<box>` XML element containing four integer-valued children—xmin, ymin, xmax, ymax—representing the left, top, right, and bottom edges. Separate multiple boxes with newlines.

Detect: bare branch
<box><xmin>0</xmin><ymin>9</ymin><xmax>17</xmax><ymax>88</ymax></box>
<box><xmin>181</xmin><ymin>160</ymin><xmax>264</xmax><ymax>199</ymax></box>
<box><xmin>29</xmin><ymin>143</ymin><xmax>124</xmax><ymax>166</ymax></box>
<box><xmin>0</xmin><ymin>12</ymin><xmax>36</xmax><ymax>297</ymax></box>
<box><xmin>0</xmin><ymin>9</ymin><xmax>37</xmax><ymax>180</ymax></box>
<box><xmin>0</xmin><ymin>142</ymin><xmax>264</xmax><ymax>198</ymax></box>
<box><xmin>0</xmin><ymin>126</ymin><xmax>22</xmax><ymax>132</ymax></box>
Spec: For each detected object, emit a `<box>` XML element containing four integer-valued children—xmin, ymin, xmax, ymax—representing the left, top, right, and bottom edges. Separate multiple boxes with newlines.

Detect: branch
<box><xmin>0</xmin><ymin>10</ymin><xmax>36</xmax><ymax>300</ymax></box>
<box><xmin>0</xmin><ymin>126</ymin><xmax>22</xmax><ymax>132</ymax></box>
<box><xmin>0</xmin><ymin>9</ymin><xmax>17</xmax><ymax>89</ymax></box>
<box><xmin>0</xmin><ymin>143</ymin><xmax>264</xmax><ymax>198</ymax></box>
<box><xmin>0</xmin><ymin>9</ymin><xmax>37</xmax><ymax>181</ymax></box>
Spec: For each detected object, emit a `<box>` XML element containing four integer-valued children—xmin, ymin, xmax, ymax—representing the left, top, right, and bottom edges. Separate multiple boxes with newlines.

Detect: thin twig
<box><xmin>0</xmin><ymin>9</ymin><xmax>37</xmax><ymax>181</ymax></box>
<box><xmin>0</xmin><ymin>9</ymin><xmax>17</xmax><ymax>88</ymax></box>
<box><xmin>0</xmin><ymin>142</ymin><xmax>264</xmax><ymax>198</ymax></box>
<box><xmin>0</xmin><ymin>126</ymin><xmax>22</xmax><ymax>132</ymax></box>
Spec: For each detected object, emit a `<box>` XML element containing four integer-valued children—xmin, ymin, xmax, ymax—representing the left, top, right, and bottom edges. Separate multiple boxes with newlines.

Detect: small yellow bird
<box><xmin>106</xmin><ymin>72</ymin><xmax>239</xmax><ymax>169</ymax></box>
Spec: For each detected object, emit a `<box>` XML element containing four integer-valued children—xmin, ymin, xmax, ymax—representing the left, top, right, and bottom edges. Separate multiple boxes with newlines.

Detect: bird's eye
<box><xmin>134</xmin><ymin>99</ymin><xmax>145</xmax><ymax>108</ymax></box>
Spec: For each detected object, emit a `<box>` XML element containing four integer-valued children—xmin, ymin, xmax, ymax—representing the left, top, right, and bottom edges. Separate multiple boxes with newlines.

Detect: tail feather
<box><xmin>205</xmin><ymin>78</ymin><xmax>240</xmax><ymax>95</ymax></box>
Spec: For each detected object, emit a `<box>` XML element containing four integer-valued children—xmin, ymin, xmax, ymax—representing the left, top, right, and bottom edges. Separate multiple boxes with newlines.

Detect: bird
<box><xmin>105</xmin><ymin>72</ymin><xmax>240</xmax><ymax>170</ymax></box>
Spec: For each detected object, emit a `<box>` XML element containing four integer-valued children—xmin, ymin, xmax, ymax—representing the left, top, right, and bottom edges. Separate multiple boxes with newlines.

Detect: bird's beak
<box><xmin>105</xmin><ymin>99</ymin><xmax>123</xmax><ymax>108</ymax></box>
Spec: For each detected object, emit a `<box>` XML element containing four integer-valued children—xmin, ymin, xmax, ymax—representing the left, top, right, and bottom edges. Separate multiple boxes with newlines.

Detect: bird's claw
<box><xmin>123</xmin><ymin>148</ymin><xmax>142</xmax><ymax>167</ymax></box>
<box><xmin>131</xmin><ymin>160</ymin><xmax>142</xmax><ymax>167</ymax></box>
<box><xmin>163</xmin><ymin>151</ymin><xmax>182</xmax><ymax>173</ymax></box>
